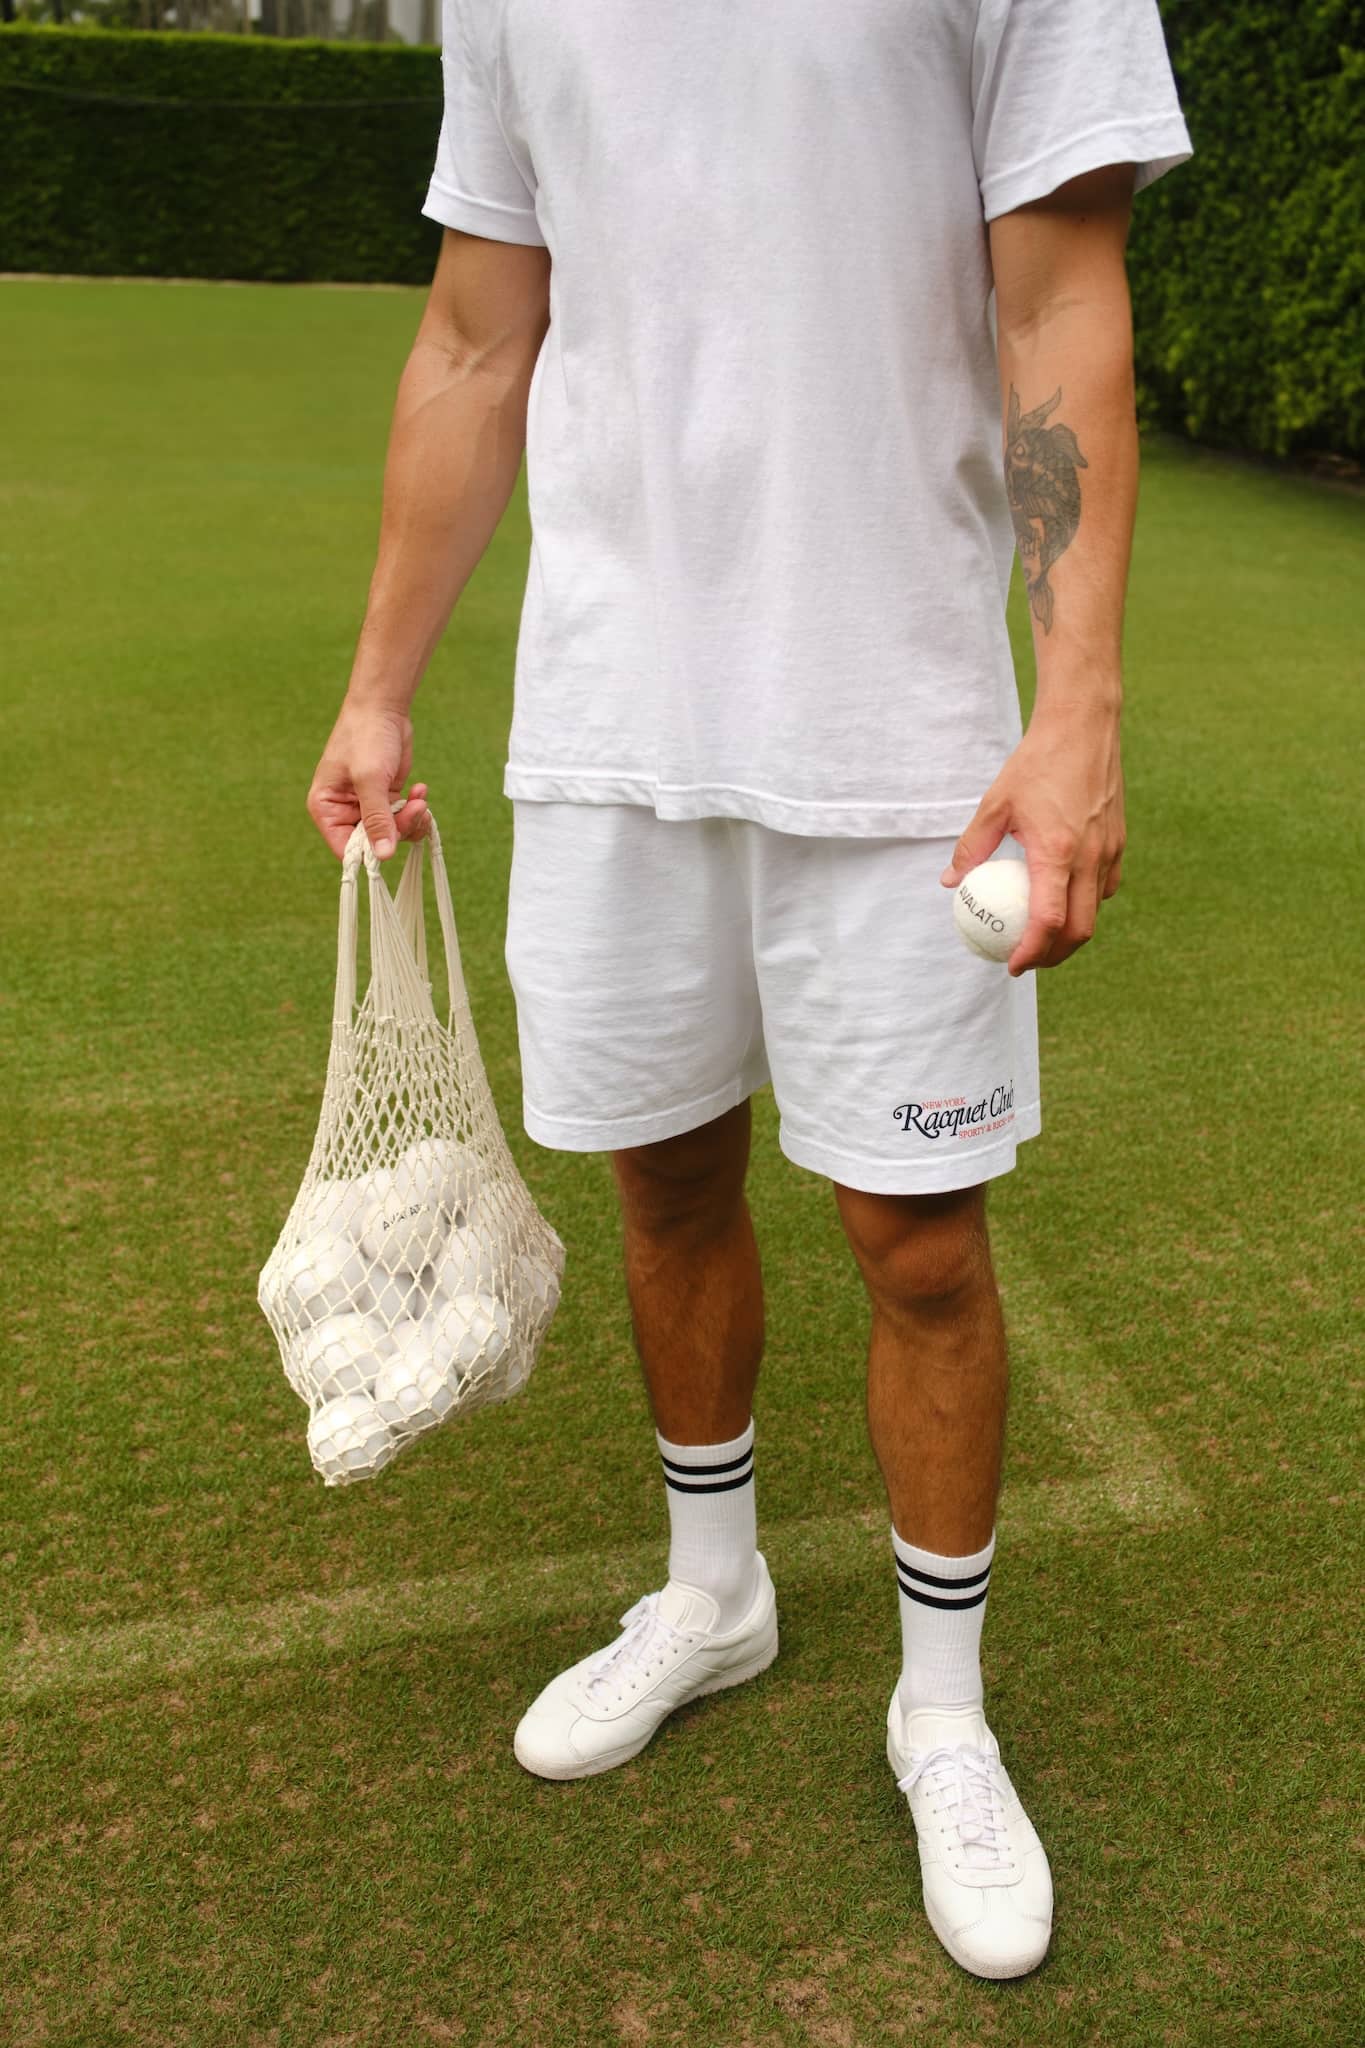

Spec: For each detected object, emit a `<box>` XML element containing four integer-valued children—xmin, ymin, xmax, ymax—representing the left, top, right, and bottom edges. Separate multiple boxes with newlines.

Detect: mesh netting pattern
<box><xmin>257</xmin><ymin>813</ymin><xmax>565</xmax><ymax>1485</ymax></box>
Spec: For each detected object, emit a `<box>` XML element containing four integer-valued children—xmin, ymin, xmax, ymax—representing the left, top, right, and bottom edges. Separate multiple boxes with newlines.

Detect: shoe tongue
<box><xmin>905</xmin><ymin>1704</ymin><xmax>992</xmax><ymax>1756</ymax></box>
<box><xmin>657</xmin><ymin>1580</ymin><xmax>721</xmax><ymax>1632</ymax></box>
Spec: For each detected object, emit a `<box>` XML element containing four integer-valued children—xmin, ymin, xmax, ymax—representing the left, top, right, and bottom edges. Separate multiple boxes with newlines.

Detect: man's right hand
<box><xmin>306</xmin><ymin>699</ymin><xmax>430</xmax><ymax>862</ymax></box>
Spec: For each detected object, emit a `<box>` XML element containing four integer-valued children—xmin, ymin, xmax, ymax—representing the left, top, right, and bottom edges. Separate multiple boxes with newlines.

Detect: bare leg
<box><xmin>511</xmin><ymin>1100</ymin><xmax>773</xmax><ymax>1782</ymax></box>
<box><xmin>611</xmin><ymin>1100</ymin><xmax>763</xmax><ymax>1444</ymax></box>
<box><xmin>835</xmin><ymin>1182</ymin><xmax>1006</xmax><ymax>1554</ymax></box>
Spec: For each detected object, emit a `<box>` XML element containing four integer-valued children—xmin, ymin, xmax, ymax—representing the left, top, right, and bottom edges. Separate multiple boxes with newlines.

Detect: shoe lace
<box><xmin>582</xmin><ymin>1591</ymin><xmax>689</xmax><ymax>1705</ymax></box>
<box><xmin>897</xmin><ymin>1744</ymin><xmax>1015</xmax><ymax>1875</ymax></box>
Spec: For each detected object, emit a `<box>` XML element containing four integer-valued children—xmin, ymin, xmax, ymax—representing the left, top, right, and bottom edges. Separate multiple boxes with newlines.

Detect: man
<box><xmin>308</xmin><ymin>0</ymin><xmax>1191</xmax><ymax>1982</ymax></box>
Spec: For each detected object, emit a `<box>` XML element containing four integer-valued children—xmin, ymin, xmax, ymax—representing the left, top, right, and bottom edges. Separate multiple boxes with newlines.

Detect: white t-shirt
<box><xmin>423</xmin><ymin>0</ymin><xmax>1192</xmax><ymax>838</ymax></box>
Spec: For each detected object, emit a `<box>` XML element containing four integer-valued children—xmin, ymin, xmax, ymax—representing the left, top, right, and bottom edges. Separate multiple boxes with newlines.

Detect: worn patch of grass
<box><xmin>1</xmin><ymin>278</ymin><xmax>1362</xmax><ymax>2047</ymax></box>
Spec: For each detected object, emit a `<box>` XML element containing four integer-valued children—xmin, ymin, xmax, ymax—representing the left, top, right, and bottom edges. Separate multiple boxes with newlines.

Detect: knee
<box><xmin>612</xmin><ymin>1104</ymin><xmax>750</xmax><ymax>1237</ymax></box>
<box><xmin>835</xmin><ymin>1183</ymin><xmax>990</xmax><ymax>1318</ymax></box>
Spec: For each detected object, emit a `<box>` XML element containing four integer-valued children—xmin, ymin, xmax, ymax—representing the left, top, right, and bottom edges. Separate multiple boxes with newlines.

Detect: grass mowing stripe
<box><xmin>6</xmin><ymin>1445</ymin><xmax>1196</xmax><ymax>1706</ymax></box>
<box><xmin>1001</xmin><ymin>1249</ymin><xmax>1201</xmax><ymax>1528</ymax></box>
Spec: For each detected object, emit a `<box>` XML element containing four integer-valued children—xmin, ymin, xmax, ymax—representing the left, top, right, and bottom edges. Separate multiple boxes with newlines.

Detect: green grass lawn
<box><xmin>2</xmin><ymin>277</ymin><xmax>1362</xmax><ymax>2047</ymax></box>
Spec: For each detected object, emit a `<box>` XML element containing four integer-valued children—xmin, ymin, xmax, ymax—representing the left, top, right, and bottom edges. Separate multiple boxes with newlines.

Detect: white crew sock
<box><xmin>656</xmin><ymin>1420</ymin><xmax>759</xmax><ymax>1632</ymax></box>
<box><xmin>892</xmin><ymin>1525</ymin><xmax>996</xmax><ymax>1714</ymax></box>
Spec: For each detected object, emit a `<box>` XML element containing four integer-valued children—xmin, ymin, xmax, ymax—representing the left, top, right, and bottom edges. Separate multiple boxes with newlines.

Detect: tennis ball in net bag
<box><xmin>292</xmin><ymin>1313</ymin><xmax>393</xmax><ymax>1404</ymax></box>
<box><xmin>397</xmin><ymin>1138</ymin><xmax>479</xmax><ymax>1224</ymax></box>
<box><xmin>271</xmin><ymin>1234</ymin><xmax>373</xmax><ymax>1326</ymax></box>
<box><xmin>365</xmin><ymin>1266</ymin><xmax>430</xmax><ymax>1328</ymax></box>
<box><xmin>434</xmin><ymin>1138</ymin><xmax>481</xmax><ymax>1219</ymax></box>
<box><xmin>295</xmin><ymin>1178</ymin><xmax>362</xmax><ymax>1244</ymax></box>
<box><xmin>506</xmin><ymin>1252</ymin><xmax>561</xmax><ymax>1342</ymax></box>
<box><xmin>352</xmin><ymin>1166</ymin><xmax>448</xmax><ymax>1276</ymax></box>
<box><xmin>307</xmin><ymin>1392</ymin><xmax>397</xmax><ymax>1483</ymax></box>
<box><xmin>427</xmin><ymin>1291</ymin><xmax>513</xmax><ymax>1379</ymax></box>
<box><xmin>428</xmin><ymin>1221</ymin><xmax>500</xmax><ymax>1305</ymax></box>
<box><xmin>372</xmin><ymin>1334</ymin><xmax>461</xmax><ymax>1434</ymax></box>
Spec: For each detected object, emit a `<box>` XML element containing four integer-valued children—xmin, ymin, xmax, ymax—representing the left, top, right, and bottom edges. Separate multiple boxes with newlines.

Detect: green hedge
<box><xmin>0</xmin><ymin>24</ymin><xmax>444</xmax><ymax>285</ymax></box>
<box><xmin>1130</xmin><ymin>0</ymin><xmax>1364</xmax><ymax>459</ymax></box>
<box><xmin>3</xmin><ymin>14</ymin><xmax>1363</xmax><ymax>456</ymax></box>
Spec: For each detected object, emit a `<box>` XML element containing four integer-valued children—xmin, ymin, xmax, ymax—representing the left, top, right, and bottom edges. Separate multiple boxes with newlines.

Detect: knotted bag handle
<box><xmin>335</xmin><ymin>811</ymin><xmax>477</xmax><ymax>1045</ymax></box>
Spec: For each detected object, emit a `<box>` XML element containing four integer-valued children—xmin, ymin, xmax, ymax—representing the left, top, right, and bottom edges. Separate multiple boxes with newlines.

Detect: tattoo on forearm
<box><xmin>1005</xmin><ymin>386</ymin><xmax>1088</xmax><ymax>634</ymax></box>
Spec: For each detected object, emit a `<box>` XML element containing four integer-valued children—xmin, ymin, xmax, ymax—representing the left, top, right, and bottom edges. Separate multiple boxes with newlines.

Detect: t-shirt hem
<box><xmin>503</xmin><ymin>764</ymin><xmax>982</xmax><ymax>840</ymax></box>
<box><xmin>421</xmin><ymin>179</ymin><xmax>548</xmax><ymax>248</ymax></box>
<box><xmin>981</xmin><ymin>116</ymin><xmax>1193</xmax><ymax>222</ymax></box>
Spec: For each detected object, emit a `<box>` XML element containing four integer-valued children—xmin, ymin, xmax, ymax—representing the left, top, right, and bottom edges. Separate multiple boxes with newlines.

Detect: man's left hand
<box><xmin>939</xmin><ymin>705</ymin><xmax>1126</xmax><ymax>977</ymax></box>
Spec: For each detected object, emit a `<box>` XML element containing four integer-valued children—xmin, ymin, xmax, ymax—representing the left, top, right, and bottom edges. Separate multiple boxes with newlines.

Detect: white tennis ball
<box><xmin>506</xmin><ymin>1252</ymin><xmax>561</xmax><ymax>1344</ymax></box>
<box><xmin>292</xmin><ymin>1313</ymin><xmax>392</xmax><ymax>1403</ymax></box>
<box><xmin>295</xmin><ymin>1178</ymin><xmax>362</xmax><ymax>1244</ymax></box>
<box><xmin>953</xmin><ymin>860</ymin><xmax>1031</xmax><ymax>964</ymax></box>
<box><xmin>365</xmin><ymin>1266</ymin><xmax>430</xmax><ymax>1329</ymax></box>
<box><xmin>427</xmin><ymin>1291</ymin><xmax>512</xmax><ymax>1379</ymax></box>
<box><xmin>307</xmin><ymin>1392</ymin><xmax>397</xmax><ymax>1484</ymax></box>
<box><xmin>257</xmin><ymin>1248</ymin><xmax>285</xmax><ymax>1320</ymax></box>
<box><xmin>353</xmin><ymin>1171</ymin><xmax>449</xmax><ymax>1276</ymax></box>
<box><xmin>372</xmin><ymin>1341</ymin><xmax>461</xmax><ymax>1433</ymax></box>
<box><xmin>428</xmin><ymin>1221</ymin><xmax>501</xmax><ymax>1306</ymax></box>
<box><xmin>394</xmin><ymin>1139</ymin><xmax>478</xmax><ymax>1224</ymax></box>
<box><xmin>274</xmin><ymin>1234</ymin><xmax>372</xmax><ymax>1325</ymax></box>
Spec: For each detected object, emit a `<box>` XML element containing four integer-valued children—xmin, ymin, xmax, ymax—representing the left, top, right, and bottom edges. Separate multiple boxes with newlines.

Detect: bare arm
<box><xmin>308</xmin><ymin>228</ymin><xmax>551</xmax><ymax>859</ymax></box>
<box><xmin>942</xmin><ymin>164</ymin><xmax>1136</xmax><ymax>973</ymax></box>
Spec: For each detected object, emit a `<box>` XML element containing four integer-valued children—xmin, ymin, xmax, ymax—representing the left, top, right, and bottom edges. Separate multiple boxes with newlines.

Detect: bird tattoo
<box><xmin>1004</xmin><ymin>386</ymin><xmax>1088</xmax><ymax>634</ymax></box>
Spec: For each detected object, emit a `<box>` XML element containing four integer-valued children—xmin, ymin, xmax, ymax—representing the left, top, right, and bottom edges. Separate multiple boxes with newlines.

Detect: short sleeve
<box><xmin>422</xmin><ymin>0</ymin><xmax>547</xmax><ymax>247</ymax></box>
<box><xmin>971</xmin><ymin>0</ymin><xmax>1193</xmax><ymax>224</ymax></box>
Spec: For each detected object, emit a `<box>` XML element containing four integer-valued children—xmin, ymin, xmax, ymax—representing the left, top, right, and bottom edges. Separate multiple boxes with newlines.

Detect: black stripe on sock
<box><xmin>659</xmin><ymin>1446</ymin><xmax>753</xmax><ymax>1479</ymax></box>
<box><xmin>662</xmin><ymin>1465</ymin><xmax>754</xmax><ymax>1496</ymax></box>
<box><xmin>896</xmin><ymin>1573</ymin><xmax>990</xmax><ymax>1612</ymax></box>
<box><xmin>894</xmin><ymin>1558</ymin><xmax>992</xmax><ymax>1593</ymax></box>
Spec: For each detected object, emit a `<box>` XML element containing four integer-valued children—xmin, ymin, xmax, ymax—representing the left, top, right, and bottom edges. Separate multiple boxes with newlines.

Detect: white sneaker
<box><xmin>887</xmin><ymin>1695</ymin><xmax>1053</xmax><ymax>1981</ymax></box>
<box><xmin>513</xmin><ymin>1557</ymin><xmax>778</xmax><ymax>1781</ymax></box>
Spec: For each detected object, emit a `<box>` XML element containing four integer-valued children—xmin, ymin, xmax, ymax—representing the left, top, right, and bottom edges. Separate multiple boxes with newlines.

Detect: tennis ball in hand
<box><xmin>953</xmin><ymin>860</ymin><xmax>1031</xmax><ymax>963</ymax></box>
<box><xmin>307</xmin><ymin>1392</ymin><xmax>397</xmax><ymax>1484</ymax></box>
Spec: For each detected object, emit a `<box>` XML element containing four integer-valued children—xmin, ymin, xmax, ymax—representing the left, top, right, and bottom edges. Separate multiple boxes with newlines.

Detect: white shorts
<box><xmin>504</xmin><ymin>803</ymin><xmax>1041</xmax><ymax>1195</ymax></box>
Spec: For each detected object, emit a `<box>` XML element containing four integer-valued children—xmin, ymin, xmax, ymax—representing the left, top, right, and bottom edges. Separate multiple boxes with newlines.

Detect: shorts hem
<box><xmin>777</xmin><ymin>1103</ymin><xmax>1042</xmax><ymax>1194</ymax></box>
<box><xmin>522</xmin><ymin>1058</ymin><xmax>772</xmax><ymax>1154</ymax></box>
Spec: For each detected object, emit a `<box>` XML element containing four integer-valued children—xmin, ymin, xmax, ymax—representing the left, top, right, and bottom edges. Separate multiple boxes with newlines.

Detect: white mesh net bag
<box><xmin>257</xmin><ymin>812</ymin><xmax>565</xmax><ymax>1485</ymax></box>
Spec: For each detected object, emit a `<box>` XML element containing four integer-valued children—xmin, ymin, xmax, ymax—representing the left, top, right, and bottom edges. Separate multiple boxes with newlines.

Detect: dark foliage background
<box><xmin>0</xmin><ymin>26</ymin><xmax>445</xmax><ymax>287</ymax></box>
<box><xmin>2</xmin><ymin>9</ymin><xmax>1362</xmax><ymax>457</ymax></box>
<box><xmin>1128</xmin><ymin>0</ymin><xmax>1363</xmax><ymax>459</ymax></box>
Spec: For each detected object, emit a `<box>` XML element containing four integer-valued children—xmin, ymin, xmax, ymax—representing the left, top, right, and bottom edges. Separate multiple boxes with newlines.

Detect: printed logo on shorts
<box><xmin>892</xmin><ymin>1080</ymin><xmax>1015</xmax><ymax>1144</ymax></box>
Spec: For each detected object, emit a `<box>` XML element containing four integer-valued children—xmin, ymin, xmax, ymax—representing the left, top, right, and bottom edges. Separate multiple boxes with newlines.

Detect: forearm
<box><xmin>944</xmin><ymin>170</ymin><xmax>1135</xmax><ymax>969</ymax></box>
<box><xmin>995</xmin><ymin>288</ymin><xmax>1137</xmax><ymax>722</ymax></box>
<box><xmin>346</xmin><ymin>335</ymin><xmax>534</xmax><ymax>713</ymax></box>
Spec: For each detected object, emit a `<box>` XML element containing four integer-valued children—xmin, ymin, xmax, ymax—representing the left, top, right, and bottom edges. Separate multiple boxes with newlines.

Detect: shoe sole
<box><xmin>514</xmin><ymin>1621</ymin><xmax>780</xmax><ymax>1782</ymax></box>
<box><xmin>887</xmin><ymin>1731</ymin><xmax>1051</xmax><ymax>1982</ymax></box>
